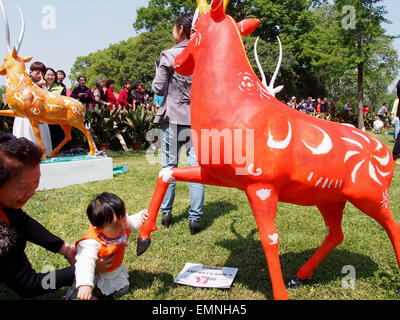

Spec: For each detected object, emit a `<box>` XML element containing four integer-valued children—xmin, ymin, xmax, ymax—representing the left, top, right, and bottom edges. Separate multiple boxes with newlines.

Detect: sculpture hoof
<box><xmin>286</xmin><ymin>276</ymin><xmax>303</xmax><ymax>289</ymax></box>
<box><xmin>137</xmin><ymin>237</ymin><xmax>151</xmax><ymax>256</ymax></box>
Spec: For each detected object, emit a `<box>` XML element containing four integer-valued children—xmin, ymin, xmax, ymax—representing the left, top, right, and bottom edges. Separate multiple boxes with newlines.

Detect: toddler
<box><xmin>65</xmin><ymin>192</ymin><xmax>148</xmax><ymax>300</ymax></box>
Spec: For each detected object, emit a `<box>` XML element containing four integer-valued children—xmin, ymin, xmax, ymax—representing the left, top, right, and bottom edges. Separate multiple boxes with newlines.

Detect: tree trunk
<box><xmin>357</xmin><ymin>63</ymin><xmax>364</xmax><ymax>130</ymax></box>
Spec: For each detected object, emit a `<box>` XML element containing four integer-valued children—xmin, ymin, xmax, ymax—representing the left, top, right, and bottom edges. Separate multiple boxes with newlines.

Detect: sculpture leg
<box><xmin>28</xmin><ymin>118</ymin><xmax>47</xmax><ymax>159</ymax></box>
<box><xmin>74</xmin><ymin>122</ymin><xmax>97</xmax><ymax>156</ymax></box>
<box><xmin>48</xmin><ymin>124</ymin><xmax>72</xmax><ymax>157</ymax></box>
<box><xmin>245</xmin><ymin>184</ymin><xmax>289</xmax><ymax>300</ymax></box>
<box><xmin>137</xmin><ymin>166</ymin><xmax>208</xmax><ymax>256</ymax></box>
<box><xmin>351</xmin><ymin>199</ymin><xmax>400</xmax><ymax>271</ymax></box>
<box><xmin>290</xmin><ymin>202</ymin><xmax>346</xmax><ymax>286</ymax></box>
<box><xmin>0</xmin><ymin>110</ymin><xmax>17</xmax><ymax>117</ymax></box>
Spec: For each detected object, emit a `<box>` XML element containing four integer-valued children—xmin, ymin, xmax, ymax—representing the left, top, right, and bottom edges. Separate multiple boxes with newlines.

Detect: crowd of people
<box><xmin>20</xmin><ymin>60</ymin><xmax>157</xmax><ymax>113</ymax></box>
<box><xmin>71</xmin><ymin>76</ymin><xmax>157</xmax><ymax>112</ymax></box>
<box><xmin>283</xmin><ymin>96</ymin><xmax>335</xmax><ymax>114</ymax></box>
<box><xmin>284</xmin><ymin>96</ymin><xmax>395</xmax><ymax>131</ymax></box>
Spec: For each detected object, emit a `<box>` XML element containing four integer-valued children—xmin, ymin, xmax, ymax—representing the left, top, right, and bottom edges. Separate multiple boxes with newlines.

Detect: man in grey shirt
<box><xmin>152</xmin><ymin>13</ymin><xmax>204</xmax><ymax>235</ymax></box>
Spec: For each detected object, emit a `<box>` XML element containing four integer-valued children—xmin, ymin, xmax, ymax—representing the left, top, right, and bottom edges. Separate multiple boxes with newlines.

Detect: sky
<box><xmin>0</xmin><ymin>0</ymin><xmax>399</xmax><ymax>90</ymax></box>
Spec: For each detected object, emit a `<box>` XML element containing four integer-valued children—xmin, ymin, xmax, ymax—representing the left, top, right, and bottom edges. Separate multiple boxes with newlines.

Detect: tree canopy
<box><xmin>70</xmin><ymin>30</ymin><xmax>174</xmax><ymax>91</ymax></box>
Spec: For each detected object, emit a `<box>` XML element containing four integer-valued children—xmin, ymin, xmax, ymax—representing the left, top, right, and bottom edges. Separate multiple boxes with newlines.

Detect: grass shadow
<box><xmin>128</xmin><ymin>269</ymin><xmax>175</xmax><ymax>298</ymax></box>
<box><xmin>171</xmin><ymin>201</ymin><xmax>238</xmax><ymax>232</ymax></box>
<box><xmin>215</xmin><ymin>222</ymin><xmax>379</xmax><ymax>299</ymax></box>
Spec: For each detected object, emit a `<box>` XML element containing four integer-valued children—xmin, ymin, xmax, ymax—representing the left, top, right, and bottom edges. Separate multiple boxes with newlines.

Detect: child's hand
<box><xmin>77</xmin><ymin>286</ymin><xmax>92</xmax><ymax>300</ymax></box>
<box><xmin>140</xmin><ymin>209</ymin><xmax>149</xmax><ymax>224</ymax></box>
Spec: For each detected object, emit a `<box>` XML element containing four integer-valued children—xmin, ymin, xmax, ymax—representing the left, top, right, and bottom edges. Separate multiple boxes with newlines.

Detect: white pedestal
<box><xmin>38</xmin><ymin>156</ymin><xmax>113</xmax><ymax>191</ymax></box>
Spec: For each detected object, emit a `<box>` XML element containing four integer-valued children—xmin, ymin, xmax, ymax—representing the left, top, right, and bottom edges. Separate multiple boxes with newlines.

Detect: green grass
<box><xmin>1</xmin><ymin>130</ymin><xmax>400</xmax><ymax>300</ymax></box>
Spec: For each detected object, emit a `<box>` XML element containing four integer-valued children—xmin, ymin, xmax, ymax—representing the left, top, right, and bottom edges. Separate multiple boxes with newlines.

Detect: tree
<box><xmin>301</xmin><ymin>1</ymin><xmax>399</xmax><ymax>121</ymax></box>
<box><xmin>70</xmin><ymin>30</ymin><xmax>174</xmax><ymax>92</ymax></box>
<box><xmin>333</xmin><ymin>0</ymin><xmax>399</xmax><ymax>129</ymax></box>
<box><xmin>134</xmin><ymin>0</ymin><xmax>196</xmax><ymax>32</ymax></box>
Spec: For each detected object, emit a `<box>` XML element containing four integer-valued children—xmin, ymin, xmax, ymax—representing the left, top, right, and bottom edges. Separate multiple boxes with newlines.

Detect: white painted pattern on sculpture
<box><xmin>248</xmin><ymin>164</ymin><xmax>262</xmax><ymax>176</ymax></box>
<box><xmin>256</xmin><ymin>188</ymin><xmax>271</xmax><ymax>201</ymax></box>
<box><xmin>268</xmin><ymin>233</ymin><xmax>279</xmax><ymax>245</ymax></box>
<box><xmin>302</xmin><ymin>126</ymin><xmax>332</xmax><ymax>155</ymax></box>
<box><xmin>159</xmin><ymin>168</ymin><xmax>175</xmax><ymax>183</ymax></box>
<box><xmin>344</xmin><ymin>151</ymin><xmax>360</xmax><ymax>163</ymax></box>
<box><xmin>352</xmin><ymin>130</ymin><xmax>370</xmax><ymax>144</ymax></box>
<box><xmin>315</xmin><ymin>177</ymin><xmax>323</xmax><ymax>187</ymax></box>
<box><xmin>374</xmin><ymin>151</ymin><xmax>390</xmax><ymax>166</ymax></box>
<box><xmin>341</xmin><ymin>137</ymin><xmax>363</xmax><ymax>150</ymax></box>
<box><xmin>351</xmin><ymin>160</ymin><xmax>365</xmax><ymax>183</ymax></box>
<box><xmin>267</xmin><ymin>121</ymin><xmax>292</xmax><ymax>150</ymax></box>
<box><xmin>369</xmin><ymin>161</ymin><xmax>382</xmax><ymax>185</ymax></box>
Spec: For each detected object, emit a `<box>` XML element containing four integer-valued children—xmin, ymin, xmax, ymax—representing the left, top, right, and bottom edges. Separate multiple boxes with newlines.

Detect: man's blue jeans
<box><xmin>394</xmin><ymin>118</ymin><xmax>399</xmax><ymax>141</ymax></box>
<box><xmin>160</xmin><ymin>123</ymin><xmax>205</xmax><ymax>221</ymax></box>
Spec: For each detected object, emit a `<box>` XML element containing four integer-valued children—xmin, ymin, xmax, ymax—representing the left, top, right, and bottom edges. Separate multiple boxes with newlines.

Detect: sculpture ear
<box><xmin>23</xmin><ymin>56</ymin><xmax>32</xmax><ymax>63</ymax></box>
<box><xmin>237</xmin><ymin>19</ymin><xmax>260</xmax><ymax>36</ymax></box>
<box><xmin>11</xmin><ymin>47</ymin><xmax>18</xmax><ymax>58</ymax></box>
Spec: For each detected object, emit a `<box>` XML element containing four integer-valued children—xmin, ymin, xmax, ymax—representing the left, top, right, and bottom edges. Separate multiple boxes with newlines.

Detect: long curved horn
<box><xmin>254</xmin><ymin>37</ymin><xmax>267</xmax><ymax>88</ymax></box>
<box><xmin>269</xmin><ymin>36</ymin><xmax>283</xmax><ymax>94</ymax></box>
<box><xmin>192</xmin><ymin>7</ymin><xmax>200</xmax><ymax>30</ymax></box>
<box><xmin>197</xmin><ymin>0</ymin><xmax>210</xmax><ymax>15</ymax></box>
<box><xmin>255</xmin><ymin>36</ymin><xmax>284</xmax><ymax>97</ymax></box>
<box><xmin>0</xmin><ymin>0</ymin><xmax>11</xmax><ymax>54</ymax></box>
<box><xmin>16</xmin><ymin>5</ymin><xmax>24</xmax><ymax>53</ymax></box>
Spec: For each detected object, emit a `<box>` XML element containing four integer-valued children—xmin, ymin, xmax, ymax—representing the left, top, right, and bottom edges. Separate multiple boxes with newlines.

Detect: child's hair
<box><xmin>30</xmin><ymin>61</ymin><xmax>46</xmax><ymax>74</ymax></box>
<box><xmin>87</xmin><ymin>192</ymin><xmax>126</xmax><ymax>228</ymax></box>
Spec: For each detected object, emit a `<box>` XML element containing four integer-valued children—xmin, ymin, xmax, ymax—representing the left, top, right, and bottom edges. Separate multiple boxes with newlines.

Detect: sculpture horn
<box><xmin>0</xmin><ymin>0</ymin><xmax>11</xmax><ymax>54</ymax></box>
<box><xmin>223</xmin><ymin>0</ymin><xmax>229</xmax><ymax>12</ymax></box>
<box><xmin>197</xmin><ymin>0</ymin><xmax>210</xmax><ymax>15</ymax></box>
<box><xmin>16</xmin><ymin>5</ymin><xmax>24</xmax><ymax>53</ymax></box>
<box><xmin>254</xmin><ymin>36</ymin><xmax>284</xmax><ymax>97</ymax></box>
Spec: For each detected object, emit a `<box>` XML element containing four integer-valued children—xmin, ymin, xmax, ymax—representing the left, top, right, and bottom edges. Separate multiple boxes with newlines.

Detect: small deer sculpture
<box><xmin>0</xmin><ymin>1</ymin><xmax>96</xmax><ymax>158</ymax></box>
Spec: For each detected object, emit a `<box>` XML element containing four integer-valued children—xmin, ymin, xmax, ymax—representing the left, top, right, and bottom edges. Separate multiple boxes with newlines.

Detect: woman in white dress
<box><xmin>12</xmin><ymin>61</ymin><xmax>52</xmax><ymax>155</ymax></box>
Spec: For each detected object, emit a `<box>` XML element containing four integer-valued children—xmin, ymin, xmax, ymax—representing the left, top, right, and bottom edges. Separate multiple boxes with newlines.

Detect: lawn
<box><xmin>1</xmin><ymin>130</ymin><xmax>400</xmax><ymax>300</ymax></box>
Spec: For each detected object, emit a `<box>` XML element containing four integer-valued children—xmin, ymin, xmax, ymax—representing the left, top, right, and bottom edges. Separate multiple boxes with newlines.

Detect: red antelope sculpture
<box><xmin>0</xmin><ymin>1</ymin><xmax>97</xmax><ymax>158</ymax></box>
<box><xmin>137</xmin><ymin>0</ymin><xmax>400</xmax><ymax>300</ymax></box>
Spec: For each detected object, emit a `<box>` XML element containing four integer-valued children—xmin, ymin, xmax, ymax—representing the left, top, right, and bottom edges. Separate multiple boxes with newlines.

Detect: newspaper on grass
<box><xmin>174</xmin><ymin>262</ymin><xmax>238</xmax><ymax>289</ymax></box>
